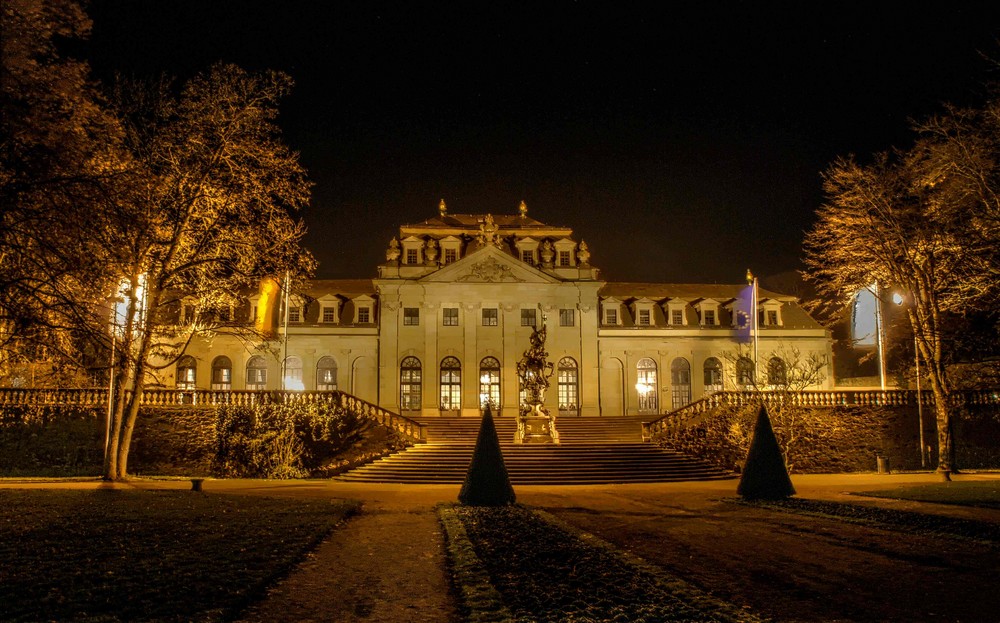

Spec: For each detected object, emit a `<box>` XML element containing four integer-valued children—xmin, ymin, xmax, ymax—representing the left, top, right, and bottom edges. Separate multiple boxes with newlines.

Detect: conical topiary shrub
<box><xmin>737</xmin><ymin>404</ymin><xmax>795</xmax><ymax>500</ymax></box>
<box><xmin>458</xmin><ymin>405</ymin><xmax>516</xmax><ymax>506</ymax></box>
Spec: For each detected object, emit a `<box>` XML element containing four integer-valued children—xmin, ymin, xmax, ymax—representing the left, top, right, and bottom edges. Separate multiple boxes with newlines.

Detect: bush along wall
<box><xmin>1</xmin><ymin>401</ymin><xmax>402</xmax><ymax>478</ymax></box>
<box><xmin>0</xmin><ymin>405</ymin><xmax>104</xmax><ymax>476</ymax></box>
<box><xmin>661</xmin><ymin>402</ymin><xmax>1000</xmax><ymax>474</ymax></box>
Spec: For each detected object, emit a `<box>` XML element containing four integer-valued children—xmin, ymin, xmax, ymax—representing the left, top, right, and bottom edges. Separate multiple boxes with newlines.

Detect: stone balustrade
<box><xmin>642</xmin><ymin>389</ymin><xmax>1000</xmax><ymax>442</ymax></box>
<box><xmin>0</xmin><ymin>387</ymin><xmax>427</xmax><ymax>444</ymax></box>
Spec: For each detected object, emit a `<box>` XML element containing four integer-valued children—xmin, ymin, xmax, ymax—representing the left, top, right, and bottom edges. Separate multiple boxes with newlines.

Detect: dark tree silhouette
<box><xmin>458</xmin><ymin>405</ymin><xmax>516</xmax><ymax>506</ymax></box>
<box><xmin>737</xmin><ymin>404</ymin><xmax>795</xmax><ymax>500</ymax></box>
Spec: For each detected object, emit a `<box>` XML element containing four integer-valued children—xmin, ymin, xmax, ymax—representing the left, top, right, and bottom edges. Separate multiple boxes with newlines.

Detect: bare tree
<box><xmin>804</xmin><ymin>96</ymin><xmax>1000</xmax><ymax>476</ymax></box>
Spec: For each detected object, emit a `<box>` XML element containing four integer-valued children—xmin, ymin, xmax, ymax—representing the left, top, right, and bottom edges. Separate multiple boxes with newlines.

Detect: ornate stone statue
<box><xmin>515</xmin><ymin>313</ymin><xmax>559</xmax><ymax>444</ymax></box>
<box><xmin>539</xmin><ymin>240</ymin><xmax>555</xmax><ymax>267</ymax></box>
<box><xmin>385</xmin><ymin>237</ymin><xmax>401</xmax><ymax>263</ymax></box>
<box><xmin>577</xmin><ymin>240</ymin><xmax>591</xmax><ymax>266</ymax></box>
<box><xmin>425</xmin><ymin>238</ymin><xmax>439</xmax><ymax>265</ymax></box>
<box><xmin>477</xmin><ymin>214</ymin><xmax>503</xmax><ymax>248</ymax></box>
<box><xmin>439</xmin><ymin>198</ymin><xmax>447</xmax><ymax>217</ymax></box>
<box><xmin>519</xmin><ymin>200</ymin><xmax>528</xmax><ymax>217</ymax></box>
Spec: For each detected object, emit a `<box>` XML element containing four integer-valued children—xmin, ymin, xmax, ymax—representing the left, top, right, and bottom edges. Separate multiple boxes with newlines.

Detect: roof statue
<box><xmin>439</xmin><ymin>198</ymin><xmax>447</xmax><ymax>217</ymax></box>
<box><xmin>477</xmin><ymin>214</ymin><xmax>502</xmax><ymax>248</ymax></box>
<box><xmin>386</xmin><ymin>237</ymin><xmax>401</xmax><ymax>263</ymax></box>
<box><xmin>577</xmin><ymin>240</ymin><xmax>590</xmax><ymax>266</ymax></box>
<box><xmin>519</xmin><ymin>200</ymin><xmax>528</xmax><ymax>218</ymax></box>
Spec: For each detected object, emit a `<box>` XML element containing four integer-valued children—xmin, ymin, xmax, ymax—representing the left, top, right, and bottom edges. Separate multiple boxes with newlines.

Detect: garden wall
<box><xmin>661</xmin><ymin>403</ymin><xmax>1000</xmax><ymax>473</ymax></box>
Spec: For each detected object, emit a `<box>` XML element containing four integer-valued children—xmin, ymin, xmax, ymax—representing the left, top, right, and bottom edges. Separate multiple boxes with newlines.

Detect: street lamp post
<box><xmin>891</xmin><ymin>291</ymin><xmax>927</xmax><ymax>469</ymax></box>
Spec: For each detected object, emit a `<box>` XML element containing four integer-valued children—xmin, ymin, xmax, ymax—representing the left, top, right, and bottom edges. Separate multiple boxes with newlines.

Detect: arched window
<box><xmin>670</xmin><ymin>357</ymin><xmax>692</xmax><ymax>409</ymax></box>
<box><xmin>479</xmin><ymin>357</ymin><xmax>501</xmax><ymax>409</ymax></box>
<box><xmin>176</xmin><ymin>356</ymin><xmax>197</xmax><ymax>390</ymax></box>
<box><xmin>558</xmin><ymin>357</ymin><xmax>579</xmax><ymax>415</ymax></box>
<box><xmin>283</xmin><ymin>356</ymin><xmax>304</xmax><ymax>391</ymax></box>
<box><xmin>703</xmin><ymin>357</ymin><xmax>723</xmax><ymax>395</ymax></box>
<box><xmin>211</xmin><ymin>356</ymin><xmax>231</xmax><ymax>390</ymax></box>
<box><xmin>400</xmin><ymin>357</ymin><xmax>422</xmax><ymax>411</ymax></box>
<box><xmin>768</xmin><ymin>357</ymin><xmax>788</xmax><ymax>386</ymax></box>
<box><xmin>246</xmin><ymin>356</ymin><xmax>267</xmax><ymax>390</ymax></box>
<box><xmin>440</xmin><ymin>357</ymin><xmax>461</xmax><ymax>411</ymax></box>
<box><xmin>316</xmin><ymin>356</ymin><xmax>338</xmax><ymax>391</ymax></box>
<box><xmin>736</xmin><ymin>357</ymin><xmax>755</xmax><ymax>387</ymax></box>
<box><xmin>636</xmin><ymin>358</ymin><xmax>658</xmax><ymax>414</ymax></box>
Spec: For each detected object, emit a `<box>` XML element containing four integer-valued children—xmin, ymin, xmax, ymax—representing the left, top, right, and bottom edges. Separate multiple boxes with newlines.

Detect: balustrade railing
<box><xmin>0</xmin><ymin>387</ymin><xmax>427</xmax><ymax>444</ymax></box>
<box><xmin>642</xmin><ymin>388</ymin><xmax>1000</xmax><ymax>442</ymax></box>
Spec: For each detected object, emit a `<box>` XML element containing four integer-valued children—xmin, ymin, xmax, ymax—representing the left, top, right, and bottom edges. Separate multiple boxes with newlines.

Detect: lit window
<box><xmin>211</xmin><ymin>356</ymin><xmax>231</xmax><ymax>390</ymax></box>
<box><xmin>521</xmin><ymin>250</ymin><xmax>534</xmax><ymax>265</ymax></box>
<box><xmin>443</xmin><ymin>307</ymin><xmax>459</xmax><ymax>326</ymax></box>
<box><xmin>444</xmin><ymin>248</ymin><xmax>457</xmax><ymax>264</ymax></box>
<box><xmin>559</xmin><ymin>308</ymin><xmax>574</xmax><ymax>326</ymax></box>
<box><xmin>558</xmin><ymin>250</ymin><xmax>571</xmax><ymax>267</ymax></box>
<box><xmin>521</xmin><ymin>309</ymin><xmax>537</xmax><ymax>327</ymax></box>
<box><xmin>482</xmin><ymin>308</ymin><xmax>498</xmax><ymax>326</ymax></box>
<box><xmin>406</xmin><ymin>248</ymin><xmax>419</xmax><ymax>264</ymax></box>
<box><xmin>671</xmin><ymin>309</ymin><xmax>684</xmax><ymax>325</ymax></box>
<box><xmin>403</xmin><ymin>307</ymin><xmax>419</xmax><ymax>326</ymax></box>
<box><xmin>322</xmin><ymin>307</ymin><xmax>336</xmax><ymax>323</ymax></box>
<box><xmin>357</xmin><ymin>307</ymin><xmax>371</xmax><ymax>323</ymax></box>
<box><xmin>767</xmin><ymin>310</ymin><xmax>779</xmax><ymax>326</ymax></box>
<box><xmin>246</xmin><ymin>356</ymin><xmax>267</xmax><ymax>390</ymax></box>
<box><xmin>176</xmin><ymin>356</ymin><xmax>197</xmax><ymax>390</ymax></box>
<box><xmin>316</xmin><ymin>356</ymin><xmax>337</xmax><ymax>390</ymax></box>
<box><xmin>288</xmin><ymin>306</ymin><xmax>301</xmax><ymax>323</ymax></box>
<box><xmin>605</xmin><ymin>308</ymin><xmax>618</xmax><ymax>325</ymax></box>
<box><xmin>703</xmin><ymin>309</ymin><xmax>716</xmax><ymax>325</ymax></box>
<box><xmin>638</xmin><ymin>309</ymin><xmax>651</xmax><ymax>326</ymax></box>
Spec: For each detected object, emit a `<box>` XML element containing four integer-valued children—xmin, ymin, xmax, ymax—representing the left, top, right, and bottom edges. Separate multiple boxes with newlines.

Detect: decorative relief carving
<box><xmin>501</xmin><ymin>303</ymin><xmax>517</xmax><ymax>312</ymax></box>
<box><xmin>578</xmin><ymin>303</ymin><xmax>592</xmax><ymax>313</ymax></box>
<box><xmin>383</xmin><ymin>302</ymin><xmax>399</xmax><ymax>311</ymax></box>
<box><xmin>457</xmin><ymin>256</ymin><xmax>524</xmax><ymax>283</ymax></box>
<box><xmin>476</xmin><ymin>214</ymin><xmax>503</xmax><ymax>248</ymax></box>
<box><xmin>463</xmin><ymin>302</ymin><xmax>482</xmax><ymax>311</ymax></box>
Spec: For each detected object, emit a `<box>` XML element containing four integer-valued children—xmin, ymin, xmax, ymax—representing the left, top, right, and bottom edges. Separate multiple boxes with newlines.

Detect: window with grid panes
<box><xmin>671</xmin><ymin>309</ymin><xmax>684</xmax><ymax>325</ymax></box>
<box><xmin>521</xmin><ymin>308</ymin><xmax>537</xmax><ymax>327</ymax></box>
<box><xmin>638</xmin><ymin>309</ymin><xmax>651</xmax><ymax>325</ymax></box>
<box><xmin>322</xmin><ymin>307</ymin><xmax>336</xmax><ymax>323</ymax></box>
<box><xmin>482</xmin><ymin>308</ymin><xmax>498</xmax><ymax>326</ymax></box>
<box><xmin>403</xmin><ymin>307</ymin><xmax>419</xmax><ymax>325</ymax></box>
<box><xmin>443</xmin><ymin>307</ymin><xmax>458</xmax><ymax>326</ymax></box>
<box><xmin>559</xmin><ymin>308</ymin><xmax>574</xmax><ymax>326</ymax></box>
<box><xmin>558</xmin><ymin>250</ymin><xmax>571</xmax><ymax>266</ymax></box>
<box><xmin>357</xmin><ymin>307</ymin><xmax>370</xmax><ymax>323</ymax></box>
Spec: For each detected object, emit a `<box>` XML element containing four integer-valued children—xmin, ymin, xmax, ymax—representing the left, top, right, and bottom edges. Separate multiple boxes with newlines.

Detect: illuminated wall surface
<box><xmin>163</xmin><ymin>209</ymin><xmax>833</xmax><ymax>417</ymax></box>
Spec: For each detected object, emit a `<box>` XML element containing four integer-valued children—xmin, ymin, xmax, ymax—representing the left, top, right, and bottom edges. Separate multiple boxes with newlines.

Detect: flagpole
<box><xmin>282</xmin><ymin>270</ymin><xmax>290</xmax><ymax>392</ymax></box>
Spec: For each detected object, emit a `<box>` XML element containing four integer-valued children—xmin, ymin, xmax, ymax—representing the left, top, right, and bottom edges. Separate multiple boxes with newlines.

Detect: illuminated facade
<box><xmin>170</xmin><ymin>204</ymin><xmax>833</xmax><ymax>417</ymax></box>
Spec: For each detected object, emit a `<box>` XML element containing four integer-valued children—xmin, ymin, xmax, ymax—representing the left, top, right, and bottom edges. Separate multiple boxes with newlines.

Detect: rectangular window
<box><xmin>443</xmin><ymin>307</ymin><xmax>459</xmax><ymax>326</ymax></box>
<box><xmin>605</xmin><ymin>308</ymin><xmax>618</xmax><ymax>325</ymax></box>
<box><xmin>482</xmin><ymin>308</ymin><xmax>498</xmax><ymax>326</ymax></box>
<box><xmin>250</xmin><ymin>305</ymin><xmax>257</xmax><ymax>322</ymax></box>
<box><xmin>357</xmin><ymin>307</ymin><xmax>371</xmax><ymax>323</ymax></box>
<box><xmin>671</xmin><ymin>309</ymin><xmax>684</xmax><ymax>325</ymax></box>
<box><xmin>638</xmin><ymin>309</ymin><xmax>651</xmax><ymax>325</ymax></box>
<box><xmin>558</xmin><ymin>250</ymin><xmax>571</xmax><ymax>267</ymax></box>
<box><xmin>444</xmin><ymin>248</ymin><xmax>457</xmax><ymax>264</ymax></box>
<box><xmin>288</xmin><ymin>307</ymin><xmax>301</xmax><ymax>323</ymax></box>
<box><xmin>521</xmin><ymin>250</ymin><xmax>534</xmax><ymax>265</ymax></box>
<box><xmin>322</xmin><ymin>307</ymin><xmax>336</xmax><ymax>323</ymax></box>
<box><xmin>703</xmin><ymin>309</ymin><xmax>716</xmax><ymax>325</ymax></box>
<box><xmin>521</xmin><ymin>308</ymin><xmax>537</xmax><ymax>327</ymax></box>
<box><xmin>559</xmin><ymin>308</ymin><xmax>574</xmax><ymax>327</ymax></box>
<box><xmin>403</xmin><ymin>307</ymin><xmax>420</xmax><ymax>326</ymax></box>
<box><xmin>767</xmin><ymin>310</ymin><xmax>779</xmax><ymax>326</ymax></box>
<box><xmin>182</xmin><ymin>304</ymin><xmax>195</xmax><ymax>325</ymax></box>
<box><xmin>406</xmin><ymin>248</ymin><xmax>419</xmax><ymax>264</ymax></box>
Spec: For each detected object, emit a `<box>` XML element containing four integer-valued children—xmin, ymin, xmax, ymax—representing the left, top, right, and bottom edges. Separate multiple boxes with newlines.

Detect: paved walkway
<box><xmin>3</xmin><ymin>472</ymin><xmax>999</xmax><ymax>621</ymax></box>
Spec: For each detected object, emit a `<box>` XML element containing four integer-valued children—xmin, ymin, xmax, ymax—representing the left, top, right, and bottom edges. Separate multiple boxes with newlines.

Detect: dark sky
<box><xmin>82</xmin><ymin>1</ymin><xmax>1000</xmax><ymax>283</ymax></box>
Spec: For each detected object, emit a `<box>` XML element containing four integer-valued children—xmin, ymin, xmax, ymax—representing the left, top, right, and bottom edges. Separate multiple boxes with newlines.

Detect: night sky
<box><xmin>81</xmin><ymin>1</ymin><xmax>1000</xmax><ymax>284</ymax></box>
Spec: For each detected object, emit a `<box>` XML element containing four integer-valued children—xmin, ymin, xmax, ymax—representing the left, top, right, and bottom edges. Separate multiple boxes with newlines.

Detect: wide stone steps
<box><xmin>337</xmin><ymin>416</ymin><xmax>732</xmax><ymax>484</ymax></box>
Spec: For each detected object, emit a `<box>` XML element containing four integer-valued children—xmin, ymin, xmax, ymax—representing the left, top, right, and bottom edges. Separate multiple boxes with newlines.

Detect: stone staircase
<box><xmin>337</xmin><ymin>415</ymin><xmax>733</xmax><ymax>484</ymax></box>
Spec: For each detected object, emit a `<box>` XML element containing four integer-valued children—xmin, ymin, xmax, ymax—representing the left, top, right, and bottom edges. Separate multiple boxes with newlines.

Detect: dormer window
<box><xmin>758</xmin><ymin>300</ymin><xmax>783</xmax><ymax>327</ymax></box>
<box><xmin>663</xmin><ymin>299</ymin><xmax>688</xmax><ymax>326</ymax></box>
<box><xmin>602</xmin><ymin>298</ymin><xmax>623</xmax><ymax>326</ymax></box>
<box><xmin>638</xmin><ymin>309</ymin><xmax>651</xmax><ymax>325</ymax></box>
<box><xmin>633</xmin><ymin>298</ymin><xmax>656</xmax><ymax>327</ymax></box>
<box><xmin>284</xmin><ymin>296</ymin><xmax>305</xmax><ymax>324</ymax></box>
<box><xmin>322</xmin><ymin>307</ymin><xmax>336</xmax><ymax>323</ymax></box>
<box><xmin>606</xmin><ymin>308</ymin><xmax>618</xmax><ymax>324</ymax></box>
<box><xmin>288</xmin><ymin>307</ymin><xmax>301</xmax><ymax>323</ymax></box>
<box><xmin>553</xmin><ymin>238</ymin><xmax>576</xmax><ymax>268</ymax></box>
<box><xmin>671</xmin><ymin>310</ymin><xmax>684</xmax><ymax>325</ymax></box>
<box><xmin>521</xmin><ymin>249</ymin><xmax>535</xmax><ymax>265</ymax></box>
<box><xmin>704</xmin><ymin>309</ymin><xmax>716</xmax><ymax>325</ymax></box>
<box><xmin>358</xmin><ymin>307</ymin><xmax>371</xmax><ymax>323</ymax></box>
<box><xmin>558</xmin><ymin>250</ymin><xmax>571</xmax><ymax>267</ymax></box>
<box><xmin>405</xmin><ymin>249</ymin><xmax>418</xmax><ymax>264</ymax></box>
<box><xmin>444</xmin><ymin>248</ymin><xmax>457</xmax><ymax>264</ymax></box>
<box><xmin>696</xmin><ymin>300</ymin><xmax>721</xmax><ymax>326</ymax></box>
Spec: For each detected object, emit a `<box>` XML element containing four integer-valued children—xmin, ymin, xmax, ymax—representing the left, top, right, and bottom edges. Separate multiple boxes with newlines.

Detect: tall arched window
<box><xmin>211</xmin><ymin>356</ymin><xmax>231</xmax><ymax>390</ymax></box>
<box><xmin>736</xmin><ymin>357</ymin><xmax>755</xmax><ymax>387</ymax></box>
<box><xmin>246</xmin><ymin>356</ymin><xmax>267</xmax><ymax>390</ymax></box>
<box><xmin>557</xmin><ymin>357</ymin><xmax>579</xmax><ymax>415</ymax></box>
<box><xmin>636</xmin><ymin>358</ymin><xmax>658</xmax><ymax>414</ymax></box>
<box><xmin>670</xmin><ymin>357</ymin><xmax>692</xmax><ymax>409</ymax></box>
<box><xmin>283</xmin><ymin>356</ymin><xmax>304</xmax><ymax>390</ymax></box>
<box><xmin>176</xmin><ymin>356</ymin><xmax>197</xmax><ymax>390</ymax></box>
<box><xmin>479</xmin><ymin>357</ymin><xmax>501</xmax><ymax>409</ymax></box>
<box><xmin>440</xmin><ymin>357</ymin><xmax>461</xmax><ymax>412</ymax></box>
<box><xmin>316</xmin><ymin>356</ymin><xmax>338</xmax><ymax>391</ymax></box>
<box><xmin>400</xmin><ymin>357</ymin><xmax>422</xmax><ymax>411</ymax></box>
<box><xmin>703</xmin><ymin>357</ymin><xmax>723</xmax><ymax>395</ymax></box>
<box><xmin>767</xmin><ymin>357</ymin><xmax>788</xmax><ymax>386</ymax></box>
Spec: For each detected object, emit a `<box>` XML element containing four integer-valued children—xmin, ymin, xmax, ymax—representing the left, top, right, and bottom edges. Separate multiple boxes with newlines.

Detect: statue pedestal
<box><xmin>515</xmin><ymin>413</ymin><xmax>560</xmax><ymax>444</ymax></box>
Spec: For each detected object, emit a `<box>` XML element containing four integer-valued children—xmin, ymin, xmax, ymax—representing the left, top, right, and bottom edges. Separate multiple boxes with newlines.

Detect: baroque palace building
<box><xmin>172</xmin><ymin>201</ymin><xmax>833</xmax><ymax>418</ymax></box>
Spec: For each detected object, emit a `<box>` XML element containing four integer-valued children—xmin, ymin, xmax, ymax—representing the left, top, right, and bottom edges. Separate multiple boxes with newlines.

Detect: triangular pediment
<box><xmin>419</xmin><ymin>245</ymin><xmax>560</xmax><ymax>284</ymax></box>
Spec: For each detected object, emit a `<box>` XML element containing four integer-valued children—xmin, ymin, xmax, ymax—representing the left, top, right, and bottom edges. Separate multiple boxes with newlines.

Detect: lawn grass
<box><xmin>858</xmin><ymin>480</ymin><xmax>1000</xmax><ymax>509</ymax></box>
<box><xmin>0</xmin><ymin>488</ymin><xmax>360</xmax><ymax>622</ymax></box>
<box><xmin>439</xmin><ymin>504</ymin><xmax>764</xmax><ymax>623</ymax></box>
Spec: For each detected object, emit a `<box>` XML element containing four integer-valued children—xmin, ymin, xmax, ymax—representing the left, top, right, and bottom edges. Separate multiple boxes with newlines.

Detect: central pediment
<box><xmin>419</xmin><ymin>245</ymin><xmax>560</xmax><ymax>284</ymax></box>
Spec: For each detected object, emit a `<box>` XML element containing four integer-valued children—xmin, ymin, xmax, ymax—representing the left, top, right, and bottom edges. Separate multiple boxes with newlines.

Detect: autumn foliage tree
<box><xmin>804</xmin><ymin>94</ymin><xmax>1000</xmax><ymax>476</ymax></box>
